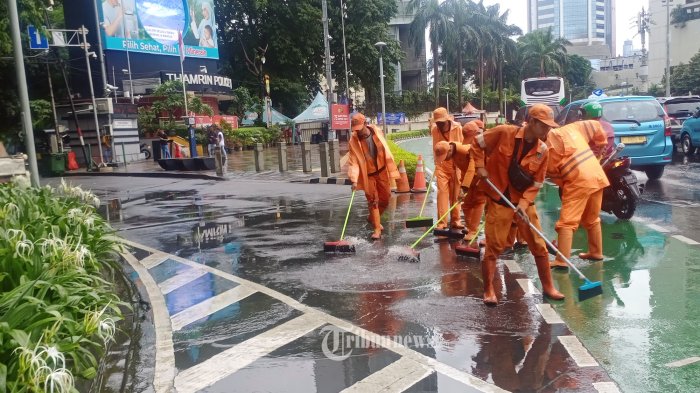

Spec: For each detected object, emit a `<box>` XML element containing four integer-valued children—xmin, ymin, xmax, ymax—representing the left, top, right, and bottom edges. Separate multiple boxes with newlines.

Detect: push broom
<box><xmin>398</xmin><ymin>200</ymin><xmax>462</xmax><ymax>263</ymax></box>
<box><xmin>324</xmin><ymin>191</ymin><xmax>357</xmax><ymax>253</ymax></box>
<box><xmin>484</xmin><ymin>178</ymin><xmax>602</xmax><ymax>301</ymax></box>
<box><xmin>405</xmin><ymin>170</ymin><xmax>436</xmax><ymax>228</ymax></box>
<box><xmin>455</xmin><ymin>219</ymin><xmax>486</xmax><ymax>258</ymax></box>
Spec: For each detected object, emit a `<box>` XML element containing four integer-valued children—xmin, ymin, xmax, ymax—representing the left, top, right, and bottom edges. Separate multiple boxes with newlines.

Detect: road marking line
<box><xmin>516</xmin><ymin>279</ymin><xmax>541</xmax><ymax>297</ymax></box>
<box><xmin>592</xmin><ymin>382</ymin><xmax>622</xmax><ymax>393</ymax></box>
<box><xmin>121</xmin><ymin>252</ymin><xmax>175</xmax><ymax>392</ymax></box>
<box><xmin>174</xmin><ymin>313</ymin><xmax>325</xmax><ymax>392</ymax></box>
<box><xmin>535</xmin><ymin>304</ymin><xmax>564</xmax><ymax>324</ymax></box>
<box><xmin>558</xmin><ymin>335</ymin><xmax>598</xmax><ymax>367</ymax></box>
<box><xmin>340</xmin><ymin>357</ymin><xmax>433</xmax><ymax>393</ymax></box>
<box><xmin>159</xmin><ymin>269</ymin><xmax>208</xmax><ymax>295</ymax></box>
<box><xmin>171</xmin><ymin>286</ymin><xmax>257</xmax><ymax>331</ymax></box>
<box><xmin>503</xmin><ymin>259</ymin><xmax>523</xmax><ymax>273</ymax></box>
<box><xmin>646</xmin><ymin>223</ymin><xmax>670</xmax><ymax>233</ymax></box>
<box><xmin>665</xmin><ymin>356</ymin><xmax>700</xmax><ymax>368</ymax></box>
<box><xmin>140</xmin><ymin>253</ymin><xmax>169</xmax><ymax>269</ymax></box>
<box><xmin>672</xmin><ymin>235</ymin><xmax>700</xmax><ymax>245</ymax></box>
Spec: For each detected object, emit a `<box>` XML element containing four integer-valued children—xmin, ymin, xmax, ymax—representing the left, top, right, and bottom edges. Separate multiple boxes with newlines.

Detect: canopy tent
<box><xmin>462</xmin><ymin>102</ymin><xmax>480</xmax><ymax>114</ymax></box>
<box><xmin>293</xmin><ymin>92</ymin><xmax>329</xmax><ymax>123</ymax></box>
<box><xmin>241</xmin><ymin>108</ymin><xmax>292</xmax><ymax>126</ymax></box>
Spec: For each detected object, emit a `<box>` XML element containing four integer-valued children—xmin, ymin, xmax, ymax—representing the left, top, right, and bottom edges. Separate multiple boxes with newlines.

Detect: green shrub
<box><xmin>387</xmin><ymin>139</ymin><xmax>418</xmax><ymax>184</ymax></box>
<box><xmin>385</xmin><ymin>129</ymin><xmax>429</xmax><ymax>142</ymax></box>
<box><xmin>223</xmin><ymin>126</ymin><xmax>281</xmax><ymax>148</ymax></box>
<box><xmin>0</xmin><ymin>179</ymin><xmax>125</xmax><ymax>391</ymax></box>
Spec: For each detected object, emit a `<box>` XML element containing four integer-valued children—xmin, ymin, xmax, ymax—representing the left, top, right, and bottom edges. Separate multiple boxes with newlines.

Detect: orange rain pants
<box><xmin>432</xmin><ymin>121</ymin><xmax>463</xmax><ymax>228</ymax></box>
<box><xmin>555</xmin><ymin>187</ymin><xmax>604</xmax><ymax>261</ymax></box>
<box><xmin>365</xmin><ymin>171</ymin><xmax>392</xmax><ymax>228</ymax></box>
<box><xmin>462</xmin><ymin>178</ymin><xmax>486</xmax><ymax>243</ymax></box>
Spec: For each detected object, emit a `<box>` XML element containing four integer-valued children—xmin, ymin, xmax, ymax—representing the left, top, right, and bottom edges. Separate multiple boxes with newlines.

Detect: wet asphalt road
<box><xmin>45</xmin><ymin>147</ymin><xmax>700</xmax><ymax>392</ymax></box>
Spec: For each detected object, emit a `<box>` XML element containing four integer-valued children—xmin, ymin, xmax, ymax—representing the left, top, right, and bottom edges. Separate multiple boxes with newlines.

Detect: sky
<box><xmin>482</xmin><ymin>0</ymin><xmax>650</xmax><ymax>56</ymax></box>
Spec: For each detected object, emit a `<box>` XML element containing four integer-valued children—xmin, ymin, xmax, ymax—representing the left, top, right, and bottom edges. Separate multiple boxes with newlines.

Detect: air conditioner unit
<box><xmin>95</xmin><ymin>98</ymin><xmax>114</xmax><ymax>114</ymax></box>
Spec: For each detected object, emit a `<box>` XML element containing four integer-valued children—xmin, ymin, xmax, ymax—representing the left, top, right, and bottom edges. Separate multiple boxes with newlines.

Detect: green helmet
<box><xmin>581</xmin><ymin>102</ymin><xmax>603</xmax><ymax>119</ymax></box>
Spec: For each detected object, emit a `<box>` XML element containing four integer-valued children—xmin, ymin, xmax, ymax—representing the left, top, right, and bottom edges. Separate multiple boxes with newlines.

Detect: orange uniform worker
<box><xmin>546</xmin><ymin>120</ymin><xmax>610</xmax><ymax>267</ymax></box>
<box><xmin>433</xmin><ymin>141</ymin><xmax>474</xmax><ymax>190</ymax></box>
<box><xmin>347</xmin><ymin>113</ymin><xmax>400</xmax><ymax>240</ymax></box>
<box><xmin>461</xmin><ymin>120</ymin><xmax>487</xmax><ymax>246</ymax></box>
<box><xmin>431</xmin><ymin>107</ymin><xmax>464</xmax><ymax>230</ymax></box>
<box><xmin>472</xmin><ymin>104</ymin><xmax>565</xmax><ymax>305</ymax></box>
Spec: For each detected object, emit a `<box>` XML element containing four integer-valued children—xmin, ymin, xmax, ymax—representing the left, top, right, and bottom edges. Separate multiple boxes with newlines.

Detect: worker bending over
<box><xmin>472</xmin><ymin>104</ymin><xmax>565</xmax><ymax>305</ymax></box>
<box><xmin>431</xmin><ymin>107</ymin><xmax>464</xmax><ymax>230</ymax></box>
<box><xmin>347</xmin><ymin>113</ymin><xmax>400</xmax><ymax>240</ymax></box>
<box><xmin>460</xmin><ymin>120</ymin><xmax>487</xmax><ymax>247</ymax></box>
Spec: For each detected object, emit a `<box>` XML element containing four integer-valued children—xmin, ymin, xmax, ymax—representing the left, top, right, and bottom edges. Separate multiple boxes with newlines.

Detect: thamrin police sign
<box><xmin>161</xmin><ymin>71</ymin><xmax>232</xmax><ymax>93</ymax></box>
<box><xmin>97</xmin><ymin>0</ymin><xmax>219</xmax><ymax>59</ymax></box>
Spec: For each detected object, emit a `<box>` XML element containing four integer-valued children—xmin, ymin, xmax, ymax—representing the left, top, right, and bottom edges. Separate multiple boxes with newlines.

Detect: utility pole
<box><xmin>8</xmin><ymin>0</ymin><xmax>40</xmax><ymax>186</ymax></box>
<box><xmin>322</xmin><ymin>0</ymin><xmax>335</xmax><ymax>140</ymax></box>
<box><xmin>81</xmin><ymin>26</ymin><xmax>104</xmax><ymax>165</ymax></box>
<box><xmin>340</xmin><ymin>0</ymin><xmax>350</xmax><ymax>100</ymax></box>
<box><xmin>664</xmin><ymin>0</ymin><xmax>673</xmax><ymax>96</ymax></box>
<box><xmin>376</xmin><ymin>42</ymin><xmax>387</xmax><ymax>134</ymax></box>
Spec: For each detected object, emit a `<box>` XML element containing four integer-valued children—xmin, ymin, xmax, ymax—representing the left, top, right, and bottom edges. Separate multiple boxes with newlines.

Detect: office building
<box><xmin>388</xmin><ymin>1</ymin><xmax>428</xmax><ymax>93</ymax></box>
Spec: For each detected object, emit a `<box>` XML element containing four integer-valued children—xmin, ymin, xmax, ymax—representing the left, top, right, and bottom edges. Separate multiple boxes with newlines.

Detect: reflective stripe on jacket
<box><xmin>546</xmin><ymin>122</ymin><xmax>609</xmax><ymax>190</ymax></box>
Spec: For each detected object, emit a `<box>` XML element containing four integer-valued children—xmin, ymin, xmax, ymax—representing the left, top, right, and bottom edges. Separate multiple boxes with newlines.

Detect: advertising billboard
<box><xmin>97</xmin><ymin>0</ymin><xmax>218</xmax><ymax>59</ymax></box>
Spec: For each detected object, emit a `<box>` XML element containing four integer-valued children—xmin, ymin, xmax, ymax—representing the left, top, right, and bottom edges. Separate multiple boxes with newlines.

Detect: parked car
<box><xmin>657</xmin><ymin>96</ymin><xmax>700</xmax><ymax>144</ymax></box>
<box><xmin>512</xmin><ymin>104</ymin><xmax>563</xmax><ymax>126</ymax></box>
<box><xmin>557</xmin><ymin>96</ymin><xmax>672</xmax><ymax>180</ymax></box>
<box><xmin>678</xmin><ymin>107</ymin><xmax>700</xmax><ymax>155</ymax></box>
<box><xmin>453</xmin><ymin>113</ymin><xmax>484</xmax><ymax>126</ymax></box>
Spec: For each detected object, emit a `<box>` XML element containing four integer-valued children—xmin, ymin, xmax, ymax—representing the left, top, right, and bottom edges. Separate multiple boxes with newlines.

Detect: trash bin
<box><xmin>48</xmin><ymin>153</ymin><xmax>66</xmax><ymax>176</ymax></box>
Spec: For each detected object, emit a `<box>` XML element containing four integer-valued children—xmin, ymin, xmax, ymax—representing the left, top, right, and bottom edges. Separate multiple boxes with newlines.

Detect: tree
<box><xmin>408</xmin><ymin>0</ymin><xmax>451</xmax><ymax>106</ymax></box>
<box><xmin>565</xmin><ymin>54</ymin><xmax>594</xmax><ymax>101</ymax></box>
<box><xmin>151</xmin><ymin>80</ymin><xmax>213</xmax><ymax>127</ymax></box>
<box><xmin>518</xmin><ymin>28</ymin><xmax>570</xmax><ymax>78</ymax></box>
<box><xmin>670</xmin><ymin>50</ymin><xmax>700</xmax><ymax>95</ymax></box>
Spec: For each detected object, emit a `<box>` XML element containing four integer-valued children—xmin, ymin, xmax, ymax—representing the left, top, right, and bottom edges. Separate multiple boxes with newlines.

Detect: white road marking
<box><xmin>646</xmin><ymin>223</ymin><xmax>670</xmax><ymax>233</ymax></box>
<box><xmin>516</xmin><ymin>279</ymin><xmax>541</xmax><ymax>297</ymax></box>
<box><xmin>502</xmin><ymin>259</ymin><xmax>523</xmax><ymax>273</ymax></box>
<box><xmin>592</xmin><ymin>382</ymin><xmax>622</xmax><ymax>393</ymax></box>
<box><xmin>535</xmin><ymin>303</ymin><xmax>564</xmax><ymax>324</ymax></box>
<box><xmin>672</xmin><ymin>235</ymin><xmax>700</xmax><ymax>245</ymax></box>
<box><xmin>171</xmin><ymin>286</ymin><xmax>257</xmax><ymax>331</ymax></box>
<box><xmin>558</xmin><ymin>336</ymin><xmax>598</xmax><ymax>367</ymax></box>
<box><xmin>174</xmin><ymin>313</ymin><xmax>325</xmax><ymax>392</ymax></box>
<box><xmin>340</xmin><ymin>357</ymin><xmax>433</xmax><ymax>393</ymax></box>
<box><xmin>158</xmin><ymin>268</ymin><xmax>207</xmax><ymax>295</ymax></box>
<box><xmin>140</xmin><ymin>252</ymin><xmax>169</xmax><ymax>269</ymax></box>
<box><xmin>665</xmin><ymin>356</ymin><xmax>700</xmax><ymax>368</ymax></box>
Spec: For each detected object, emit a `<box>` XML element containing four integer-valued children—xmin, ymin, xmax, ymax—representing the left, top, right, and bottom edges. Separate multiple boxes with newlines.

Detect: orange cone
<box><xmin>390</xmin><ymin>175</ymin><xmax>398</xmax><ymax>193</ymax></box>
<box><xmin>174</xmin><ymin>143</ymin><xmax>183</xmax><ymax>158</ymax></box>
<box><xmin>396</xmin><ymin>160</ymin><xmax>411</xmax><ymax>193</ymax></box>
<box><xmin>411</xmin><ymin>154</ymin><xmax>427</xmax><ymax>193</ymax></box>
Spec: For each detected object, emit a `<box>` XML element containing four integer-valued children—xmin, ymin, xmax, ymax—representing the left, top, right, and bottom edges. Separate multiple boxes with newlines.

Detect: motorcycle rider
<box><xmin>546</xmin><ymin>118</ymin><xmax>610</xmax><ymax>267</ymax></box>
<box><xmin>579</xmin><ymin>102</ymin><xmax>615</xmax><ymax>157</ymax></box>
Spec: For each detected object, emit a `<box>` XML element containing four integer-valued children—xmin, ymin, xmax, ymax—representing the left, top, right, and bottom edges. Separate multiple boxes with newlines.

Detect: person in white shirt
<box><xmin>216</xmin><ymin>126</ymin><xmax>227</xmax><ymax>162</ymax></box>
<box><xmin>102</xmin><ymin>0</ymin><xmax>126</xmax><ymax>38</ymax></box>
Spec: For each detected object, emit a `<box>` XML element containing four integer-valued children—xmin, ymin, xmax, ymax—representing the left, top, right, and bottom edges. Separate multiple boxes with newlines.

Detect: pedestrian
<box><xmin>347</xmin><ymin>113</ymin><xmax>400</xmax><ymax>240</ymax></box>
<box><xmin>460</xmin><ymin>120</ymin><xmax>487</xmax><ymax>247</ymax></box>
<box><xmin>431</xmin><ymin>107</ymin><xmax>464</xmax><ymax>231</ymax></box>
<box><xmin>546</xmin><ymin>119</ymin><xmax>610</xmax><ymax>267</ymax></box>
<box><xmin>101</xmin><ymin>133</ymin><xmax>113</xmax><ymax>163</ymax></box>
<box><xmin>207</xmin><ymin>126</ymin><xmax>217</xmax><ymax>156</ymax></box>
<box><xmin>157</xmin><ymin>129</ymin><xmax>171</xmax><ymax>158</ymax></box>
<box><xmin>472</xmin><ymin>104</ymin><xmax>565</xmax><ymax>305</ymax></box>
<box><xmin>216</xmin><ymin>126</ymin><xmax>227</xmax><ymax>162</ymax></box>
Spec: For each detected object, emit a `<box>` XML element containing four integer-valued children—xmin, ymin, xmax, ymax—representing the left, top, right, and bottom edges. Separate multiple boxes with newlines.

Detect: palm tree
<box><xmin>442</xmin><ymin>0</ymin><xmax>480</xmax><ymax>109</ymax></box>
<box><xmin>518</xmin><ymin>27</ymin><xmax>571</xmax><ymax>77</ymax></box>
<box><xmin>408</xmin><ymin>0</ymin><xmax>451</xmax><ymax>106</ymax></box>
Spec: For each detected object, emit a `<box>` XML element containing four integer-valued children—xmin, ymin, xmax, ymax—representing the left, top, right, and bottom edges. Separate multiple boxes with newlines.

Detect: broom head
<box><xmin>578</xmin><ymin>280</ymin><xmax>603</xmax><ymax>301</ymax></box>
<box><xmin>324</xmin><ymin>240</ymin><xmax>356</xmax><ymax>253</ymax></box>
<box><xmin>455</xmin><ymin>244</ymin><xmax>481</xmax><ymax>258</ymax></box>
<box><xmin>433</xmin><ymin>228</ymin><xmax>467</xmax><ymax>239</ymax></box>
<box><xmin>405</xmin><ymin>216</ymin><xmax>434</xmax><ymax>228</ymax></box>
<box><xmin>397</xmin><ymin>248</ymin><xmax>421</xmax><ymax>263</ymax></box>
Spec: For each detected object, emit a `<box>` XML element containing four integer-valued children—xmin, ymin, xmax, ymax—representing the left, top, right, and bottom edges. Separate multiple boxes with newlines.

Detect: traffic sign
<box><xmin>27</xmin><ymin>25</ymin><xmax>49</xmax><ymax>50</ymax></box>
<box><xmin>593</xmin><ymin>89</ymin><xmax>604</xmax><ymax>96</ymax></box>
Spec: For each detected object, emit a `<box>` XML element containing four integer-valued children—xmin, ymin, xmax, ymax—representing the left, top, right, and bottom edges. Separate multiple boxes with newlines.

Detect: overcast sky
<box><xmin>482</xmin><ymin>0</ymin><xmax>650</xmax><ymax>56</ymax></box>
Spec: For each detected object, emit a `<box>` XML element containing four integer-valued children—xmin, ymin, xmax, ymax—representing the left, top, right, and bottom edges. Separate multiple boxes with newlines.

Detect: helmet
<box><xmin>581</xmin><ymin>102</ymin><xmax>603</xmax><ymax>119</ymax></box>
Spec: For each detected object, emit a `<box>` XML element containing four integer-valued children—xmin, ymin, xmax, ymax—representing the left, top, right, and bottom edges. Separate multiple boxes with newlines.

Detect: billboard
<box><xmin>97</xmin><ymin>0</ymin><xmax>218</xmax><ymax>59</ymax></box>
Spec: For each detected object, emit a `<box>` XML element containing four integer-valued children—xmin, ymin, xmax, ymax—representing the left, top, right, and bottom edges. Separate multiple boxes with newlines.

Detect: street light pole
<box><xmin>375</xmin><ymin>41</ymin><xmax>387</xmax><ymax>134</ymax></box>
<box><xmin>322</xmin><ymin>0</ymin><xmax>335</xmax><ymax>140</ymax></box>
<box><xmin>81</xmin><ymin>26</ymin><xmax>104</xmax><ymax>166</ymax></box>
<box><xmin>126</xmin><ymin>45</ymin><xmax>134</xmax><ymax>104</ymax></box>
<box><xmin>8</xmin><ymin>0</ymin><xmax>40</xmax><ymax>186</ymax></box>
<box><xmin>664</xmin><ymin>0</ymin><xmax>673</xmax><ymax>96</ymax></box>
<box><xmin>340</xmin><ymin>0</ymin><xmax>350</xmax><ymax>100</ymax></box>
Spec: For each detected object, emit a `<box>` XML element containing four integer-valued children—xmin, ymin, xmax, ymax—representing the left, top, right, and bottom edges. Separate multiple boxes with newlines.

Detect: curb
<box><xmin>60</xmin><ymin>171</ymin><xmax>226</xmax><ymax>181</ymax></box>
<box><xmin>293</xmin><ymin>177</ymin><xmax>352</xmax><ymax>185</ymax></box>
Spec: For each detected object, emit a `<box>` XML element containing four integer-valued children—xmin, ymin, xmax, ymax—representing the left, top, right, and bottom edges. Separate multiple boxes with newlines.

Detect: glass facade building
<box><xmin>528</xmin><ymin>0</ymin><xmax>615</xmax><ymax>54</ymax></box>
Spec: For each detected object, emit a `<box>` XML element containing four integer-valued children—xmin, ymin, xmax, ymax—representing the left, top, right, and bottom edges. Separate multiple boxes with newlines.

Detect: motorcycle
<box><xmin>601</xmin><ymin>144</ymin><xmax>641</xmax><ymax>219</ymax></box>
<box><xmin>140</xmin><ymin>143</ymin><xmax>151</xmax><ymax>160</ymax></box>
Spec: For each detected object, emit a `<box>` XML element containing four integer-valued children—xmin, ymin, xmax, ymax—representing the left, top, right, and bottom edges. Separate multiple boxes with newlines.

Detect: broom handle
<box><xmin>417</xmin><ymin>169</ymin><xmax>436</xmax><ymax>217</ymax></box>
<box><xmin>483</xmin><ymin>178</ymin><xmax>589</xmax><ymax>282</ymax></box>
<box><xmin>339</xmin><ymin>190</ymin><xmax>356</xmax><ymax>241</ymax></box>
<box><xmin>411</xmin><ymin>200</ymin><xmax>462</xmax><ymax>249</ymax></box>
<box><xmin>467</xmin><ymin>219</ymin><xmax>486</xmax><ymax>244</ymax></box>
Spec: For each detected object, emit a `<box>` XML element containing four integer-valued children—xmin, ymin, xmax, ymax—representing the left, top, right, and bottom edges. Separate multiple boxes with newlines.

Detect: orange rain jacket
<box><xmin>347</xmin><ymin>124</ymin><xmax>400</xmax><ymax>191</ymax></box>
<box><xmin>449</xmin><ymin>142</ymin><xmax>476</xmax><ymax>189</ymax></box>
<box><xmin>546</xmin><ymin>121</ymin><xmax>609</xmax><ymax>190</ymax></box>
<box><xmin>472</xmin><ymin>125</ymin><xmax>549</xmax><ymax>205</ymax></box>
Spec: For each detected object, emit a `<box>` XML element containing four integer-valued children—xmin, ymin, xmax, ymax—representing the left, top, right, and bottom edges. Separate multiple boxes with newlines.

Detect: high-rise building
<box><xmin>528</xmin><ymin>0</ymin><xmax>616</xmax><ymax>59</ymax></box>
<box><xmin>388</xmin><ymin>1</ymin><xmax>427</xmax><ymax>93</ymax></box>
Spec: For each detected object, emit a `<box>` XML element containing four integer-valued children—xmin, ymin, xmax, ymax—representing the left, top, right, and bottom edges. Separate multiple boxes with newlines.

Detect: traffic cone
<box><xmin>174</xmin><ymin>143</ymin><xmax>183</xmax><ymax>158</ymax></box>
<box><xmin>396</xmin><ymin>160</ymin><xmax>411</xmax><ymax>193</ymax></box>
<box><xmin>411</xmin><ymin>155</ymin><xmax>427</xmax><ymax>193</ymax></box>
<box><xmin>390</xmin><ymin>175</ymin><xmax>398</xmax><ymax>193</ymax></box>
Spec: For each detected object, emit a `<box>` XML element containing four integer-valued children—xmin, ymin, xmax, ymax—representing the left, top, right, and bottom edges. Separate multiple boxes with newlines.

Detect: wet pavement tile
<box><xmin>404</xmin><ymin>373</ymin><xmax>484</xmax><ymax>393</ymax></box>
<box><xmin>198</xmin><ymin>325</ymin><xmax>402</xmax><ymax>393</ymax></box>
<box><xmin>149</xmin><ymin>258</ymin><xmax>195</xmax><ymax>284</ymax></box>
<box><xmin>174</xmin><ymin>292</ymin><xmax>303</xmax><ymax>371</ymax></box>
<box><xmin>125</xmin><ymin>245</ymin><xmax>153</xmax><ymax>261</ymax></box>
<box><xmin>164</xmin><ymin>274</ymin><xmax>238</xmax><ymax>316</ymax></box>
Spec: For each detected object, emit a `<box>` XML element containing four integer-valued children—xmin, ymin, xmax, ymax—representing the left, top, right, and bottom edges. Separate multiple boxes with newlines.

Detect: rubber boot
<box><xmin>482</xmin><ymin>257</ymin><xmax>498</xmax><ymax>305</ymax></box>
<box><xmin>370</xmin><ymin>208</ymin><xmax>382</xmax><ymax>240</ymax></box>
<box><xmin>535</xmin><ymin>256</ymin><xmax>565</xmax><ymax>300</ymax></box>
<box><xmin>579</xmin><ymin>224</ymin><xmax>604</xmax><ymax>260</ymax></box>
<box><xmin>551</xmin><ymin>229</ymin><xmax>573</xmax><ymax>269</ymax></box>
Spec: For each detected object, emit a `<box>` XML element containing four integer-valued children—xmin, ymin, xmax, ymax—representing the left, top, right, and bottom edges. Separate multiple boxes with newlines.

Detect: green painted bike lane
<box><xmin>400</xmin><ymin>137</ymin><xmax>700</xmax><ymax>392</ymax></box>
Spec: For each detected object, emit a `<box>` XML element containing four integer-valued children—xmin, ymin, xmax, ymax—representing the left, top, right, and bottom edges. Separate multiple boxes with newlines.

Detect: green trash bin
<box><xmin>48</xmin><ymin>153</ymin><xmax>66</xmax><ymax>176</ymax></box>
